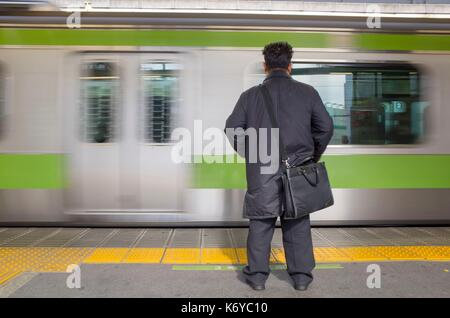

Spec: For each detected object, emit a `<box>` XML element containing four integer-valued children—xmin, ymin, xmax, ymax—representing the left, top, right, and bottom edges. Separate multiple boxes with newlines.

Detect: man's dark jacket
<box><xmin>225</xmin><ymin>70</ymin><xmax>334</xmax><ymax>219</ymax></box>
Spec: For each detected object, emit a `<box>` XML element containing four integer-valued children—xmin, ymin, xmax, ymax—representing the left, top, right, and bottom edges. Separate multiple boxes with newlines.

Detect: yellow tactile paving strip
<box><xmin>201</xmin><ymin>248</ymin><xmax>239</xmax><ymax>264</ymax></box>
<box><xmin>272</xmin><ymin>248</ymin><xmax>287</xmax><ymax>263</ymax></box>
<box><xmin>236</xmin><ymin>248</ymin><xmax>278</xmax><ymax>264</ymax></box>
<box><xmin>162</xmin><ymin>248</ymin><xmax>201</xmax><ymax>264</ymax></box>
<box><xmin>84</xmin><ymin>248</ymin><xmax>130</xmax><ymax>264</ymax></box>
<box><xmin>0</xmin><ymin>269</ymin><xmax>21</xmax><ymax>285</ymax></box>
<box><xmin>123</xmin><ymin>248</ymin><xmax>165</xmax><ymax>264</ymax></box>
<box><xmin>334</xmin><ymin>247</ymin><xmax>388</xmax><ymax>262</ymax></box>
<box><xmin>0</xmin><ymin>246</ymin><xmax>449</xmax><ymax>286</ymax></box>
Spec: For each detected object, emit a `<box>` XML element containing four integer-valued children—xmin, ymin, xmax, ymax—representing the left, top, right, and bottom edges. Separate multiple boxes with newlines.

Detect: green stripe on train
<box><xmin>2</xmin><ymin>153</ymin><xmax>450</xmax><ymax>189</ymax></box>
<box><xmin>191</xmin><ymin>154</ymin><xmax>450</xmax><ymax>189</ymax></box>
<box><xmin>1</xmin><ymin>28</ymin><xmax>450</xmax><ymax>51</ymax></box>
<box><xmin>0</xmin><ymin>29</ymin><xmax>328</xmax><ymax>48</ymax></box>
<box><xmin>355</xmin><ymin>33</ymin><xmax>450</xmax><ymax>51</ymax></box>
<box><xmin>0</xmin><ymin>154</ymin><xmax>65</xmax><ymax>189</ymax></box>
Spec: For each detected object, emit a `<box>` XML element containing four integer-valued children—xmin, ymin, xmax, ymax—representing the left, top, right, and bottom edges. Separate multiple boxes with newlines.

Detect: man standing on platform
<box><xmin>225</xmin><ymin>42</ymin><xmax>333</xmax><ymax>291</ymax></box>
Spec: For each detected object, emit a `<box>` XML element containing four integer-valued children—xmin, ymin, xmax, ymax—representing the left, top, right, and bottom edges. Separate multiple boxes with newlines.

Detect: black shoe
<box><xmin>294</xmin><ymin>282</ymin><xmax>311</xmax><ymax>291</ymax></box>
<box><xmin>246</xmin><ymin>279</ymin><xmax>265</xmax><ymax>291</ymax></box>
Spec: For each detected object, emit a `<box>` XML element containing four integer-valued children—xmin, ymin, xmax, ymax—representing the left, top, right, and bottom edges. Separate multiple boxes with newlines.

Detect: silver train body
<box><xmin>0</xmin><ymin>10</ymin><xmax>450</xmax><ymax>225</ymax></box>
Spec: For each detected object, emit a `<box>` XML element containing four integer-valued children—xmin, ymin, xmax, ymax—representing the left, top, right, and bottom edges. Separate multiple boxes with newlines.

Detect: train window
<box><xmin>141</xmin><ymin>61</ymin><xmax>180</xmax><ymax>143</ymax></box>
<box><xmin>290</xmin><ymin>63</ymin><xmax>428</xmax><ymax>145</ymax></box>
<box><xmin>80</xmin><ymin>62</ymin><xmax>119</xmax><ymax>143</ymax></box>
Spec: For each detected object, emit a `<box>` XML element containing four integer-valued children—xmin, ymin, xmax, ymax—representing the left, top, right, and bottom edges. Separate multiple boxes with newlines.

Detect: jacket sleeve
<box><xmin>310</xmin><ymin>89</ymin><xmax>334</xmax><ymax>162</ymax></box>
<box><xmin>224</xmin><ymin>92</ymin><xmax>247</xmax><ymax>157</ymax></box>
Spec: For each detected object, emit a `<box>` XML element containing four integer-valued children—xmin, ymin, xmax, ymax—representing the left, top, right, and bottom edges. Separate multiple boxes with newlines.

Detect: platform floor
<box><xmin>1</xmin><ymin>227</ymin><xmax>449</xmax><ymax>298</ymax></box>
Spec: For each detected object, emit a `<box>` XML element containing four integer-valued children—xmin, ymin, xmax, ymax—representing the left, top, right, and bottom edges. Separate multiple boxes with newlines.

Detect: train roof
<box><xmin>1</xmin><ymin>0</ymin><xmax>450</xmax><ymax>32</ymax></box>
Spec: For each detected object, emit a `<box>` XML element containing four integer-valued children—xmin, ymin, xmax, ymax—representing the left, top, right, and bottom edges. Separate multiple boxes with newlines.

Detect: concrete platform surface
<box><xmin>1</xmin><ymin>227</ymin><xmax>449</xmax><ymax>298</ymax></box>
<box><xmin>2</xmin><ymin>262</ymin><xmax>449</xmax><ymax>298</ymax></box>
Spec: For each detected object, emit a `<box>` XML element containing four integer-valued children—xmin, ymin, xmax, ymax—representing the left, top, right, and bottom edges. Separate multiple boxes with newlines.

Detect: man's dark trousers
<box><xmin>243</xmin><ymin>215</ymin><xmax>315</xmax><ymax>285</ymax></box>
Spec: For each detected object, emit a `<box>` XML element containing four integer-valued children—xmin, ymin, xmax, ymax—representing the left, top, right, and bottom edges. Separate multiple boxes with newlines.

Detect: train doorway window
<box><xmin>140</xmin><ymin>61</ymin><xmax>180</xmax><ymax>143</ymax></box>
<box><xmin>291</xmin><ymin>63</ymin><xmax>428</xmax><ymax>145</ymax></box>
<box><xmin>247</xmin><ymin>62</ymin><xmax>428</xmax><ymax>145</ymax></box>
<box><xmin>80</xmin><ymin>62</ymin><xmax>119</xmax><ymax>143</ymax></box>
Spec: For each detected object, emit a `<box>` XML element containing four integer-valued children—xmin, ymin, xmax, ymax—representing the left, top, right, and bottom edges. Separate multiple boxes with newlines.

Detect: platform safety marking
<box><xmin>0</xmin><ymin>248</ymin><xmax>53</xmax><ymax>272</ymax></box>
<box><xmin>123</xmin><ymin>248</ymin><xmax>165</xmax><ymax>264</ymax></box>
<box><xmin>1</xmin><ymin>245</ymin><xmax>450</xmax><ymax>286</ymax></box>
<box><xmin>272</xmin><ymin>248</ymin><xmax>286</xmax><ymax>263</ymax></box>
<box><xmin>235</xmin><ymin>248</ymin><xmax>247</xmax><ymax>264</ymax></box>
<box><xmin>337</xmin><ymin>247</ymin><xmax>388</xmax><ymax>261</ymax></box>
<box><xmin>235</xmin><ymin>248</ymin><xmax>279</xmax><ymax>264</ymax></box>
<box><xmin>0</xmin><ymin>247</ymin><xmax>22</xmax><ymax>260</ymax></box>
<box><xmin>0</xmin><ymin>269</ymin><xmax>21</xmax><ymax>285</ymax></box>
<box><xmin>200</xmin><ymin>248</ymin><xmax>239</xmax><ymax>264</ymax></box>
<box><xmin>369</xmin><ymin>246</ymin><xmax>424</xmax><ymax>261</ymax></box>
<box><xmin>37</xmin><ymin>248</ymin><xmax>94</xmax><ymax>271</ymax></box>
<box><xmin>404</xmin><ymin>246</ymin><xmax>450</xmax><ymax>261</ymax></box>
<box><xmin>314</xmin><ymin>247</ymin><xmax>353</xmax><ymax>262</ymax></box>
<box><xmin>83</xmin><ymin>248</ymin><xmax>130</xmax><ymax>264</ymax></box>
<box><xmin>161</xmin><ymin>248</ymin><xmax>201</xmax><ymax>264</ymax></box>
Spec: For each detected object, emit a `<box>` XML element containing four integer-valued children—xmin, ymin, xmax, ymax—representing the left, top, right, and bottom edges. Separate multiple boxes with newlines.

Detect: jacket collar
<box><xmin>263</xmin><ymin>69</ymin><xmax>291</xmax><ymax>82</ymax></box>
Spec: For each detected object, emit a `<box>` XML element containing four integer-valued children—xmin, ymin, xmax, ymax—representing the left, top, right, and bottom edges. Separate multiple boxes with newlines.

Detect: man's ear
<box><xmin>263</xmin><ymin>62</ymin><xmax>269</xmax><ymax>74</ymax></box>
<box><xmin>287</xmin><ymin>63</ymin><xmax>292</xmax><ymax>74</ymax></box>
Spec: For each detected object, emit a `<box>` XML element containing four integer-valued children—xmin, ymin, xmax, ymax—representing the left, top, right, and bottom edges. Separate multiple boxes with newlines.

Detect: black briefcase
<box><xmin>281</xmin><ymin>161</ymin><xmax>334</xmax><ymax>219</ymax></box>
<box><xmin>259</xmin><ymin>84</ymin><xmax>334</xmax><ymax>219</ymax></box>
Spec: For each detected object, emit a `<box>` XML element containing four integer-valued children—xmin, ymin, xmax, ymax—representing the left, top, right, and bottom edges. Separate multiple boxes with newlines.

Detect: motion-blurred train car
<box><xmin>1</xmin><ymin>6</ymin><xmax>450</xmax><ymax>225</ymax></box>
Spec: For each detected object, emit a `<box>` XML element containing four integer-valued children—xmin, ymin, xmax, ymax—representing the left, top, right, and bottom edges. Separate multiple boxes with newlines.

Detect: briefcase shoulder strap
<box><xmin>259</xmin><ymin>84</ymin><xmax>289</xmax><ymax>164</ymax></box>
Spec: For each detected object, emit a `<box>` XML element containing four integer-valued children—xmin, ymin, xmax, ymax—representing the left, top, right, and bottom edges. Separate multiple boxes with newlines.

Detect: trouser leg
<box><xmin>280</xmin><ymin>215</ymin><xmax>315</xmax><ymax>285</ymax></box>
<box><xmin>243</xmin><ymin>217</ymin><xmax>277</xmax><ymax>285</ymax></box>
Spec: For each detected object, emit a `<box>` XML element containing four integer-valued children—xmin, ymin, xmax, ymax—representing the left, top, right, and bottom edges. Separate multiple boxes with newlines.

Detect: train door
<box><xmin>66</xmin><ymin>52</ymin><xmax>183</xmax><ymax>214</ymax></box>
<box><xmin>136</xmin><ymin>54</ymin><xmax>183</xmax><ymax>211</ymax></box>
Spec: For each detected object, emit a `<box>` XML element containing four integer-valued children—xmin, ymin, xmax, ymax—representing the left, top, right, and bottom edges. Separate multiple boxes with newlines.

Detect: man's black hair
<box><xmin>262</xmin><ymin>42</ymin><xmax>293</xmax><ymax>70</ymax></box>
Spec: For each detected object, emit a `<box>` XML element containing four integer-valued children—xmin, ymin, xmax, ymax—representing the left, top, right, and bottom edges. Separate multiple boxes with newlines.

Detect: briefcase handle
<box><xmin>300</xmin><ymin>166</ymin><xmax>319</xmax><ymax>187</ymax></box>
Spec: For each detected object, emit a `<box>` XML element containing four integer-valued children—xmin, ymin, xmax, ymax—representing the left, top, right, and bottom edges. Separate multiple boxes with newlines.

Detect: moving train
<box><xmin>1</xmin><ymin>6</ymin><xmax>450</xmax><ymax>225</ymax></box>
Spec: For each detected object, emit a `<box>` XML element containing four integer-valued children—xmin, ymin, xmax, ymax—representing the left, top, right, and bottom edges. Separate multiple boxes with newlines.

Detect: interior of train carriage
<box><xmin>249</xmin><ymin>62</ymin><xmax>428</xmax><ymax>146</ymax></box>
<box><xmin>67</xmin><ymin>53</ymin><xmax>429</xmax><ymax>213</ymax></box>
